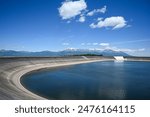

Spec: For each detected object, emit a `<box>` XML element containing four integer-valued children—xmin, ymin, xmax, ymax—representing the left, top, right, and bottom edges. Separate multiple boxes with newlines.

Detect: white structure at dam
<box><xmin>114</xmin><ymin>56</ymin><xmax>125</xmax><ymax>61</ymax></box>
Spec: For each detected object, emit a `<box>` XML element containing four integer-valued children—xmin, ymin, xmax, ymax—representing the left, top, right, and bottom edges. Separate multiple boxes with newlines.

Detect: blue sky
<box><xmin>0</xmin><ymin>0</ymin><xmax>150</xmax><ymax>56</ymax></box>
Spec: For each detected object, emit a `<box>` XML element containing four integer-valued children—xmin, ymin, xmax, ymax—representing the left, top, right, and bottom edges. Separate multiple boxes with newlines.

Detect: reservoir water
<box><xmin>21</xmin><ymin>61</ymin><xmax>150</xmax><ymax>100</ymax></box>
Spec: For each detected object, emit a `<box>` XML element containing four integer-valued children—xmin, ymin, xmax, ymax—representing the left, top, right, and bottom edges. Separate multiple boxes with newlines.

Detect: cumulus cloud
<box><xmin>99</xmin><ymin>5</ymin><xmax>107</xmax><ymax>13</ymax></box>
<box><xmin>90</xmin><ymin>23</ymin><xmax>97</xmax><ymax>28</ymax></box>
<box><xmin>58</xmin><ymin>0</ymin><xmax>87</xmax><ymax>20</ymax></box>
<box><xmin>100</xmin><ymin>43</ymin><xmax>110</xmax><ymax>46</ymax></box>
<box><xmin>97</xmin><ymin>17</ymin><xmax>103</xmax><ymax>21</ymax></box>
<box><xmin>87</xmin><ymin>5</ymin><xmax>107</xmax><ymax>16</ymax></box>
<box><xmin>79</xmin><ymin>16</ymin><xmax>86</xmax><ymax>22</ymax></box>
<box><xmin>90</xmin><ymin>16</ymin><xmax>127</xmax><ymax>29</ymax></box>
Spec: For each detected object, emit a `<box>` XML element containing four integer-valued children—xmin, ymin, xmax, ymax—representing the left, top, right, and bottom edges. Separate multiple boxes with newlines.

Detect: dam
<box><xmin>0</xmin><ymin>56</ymin><xmax>113</xmax><ymax>99</ymax></box>
<box><xmin>0</xmin><ymin>56</ymin><xmax>150</xmax><ymax>100</ymax></box>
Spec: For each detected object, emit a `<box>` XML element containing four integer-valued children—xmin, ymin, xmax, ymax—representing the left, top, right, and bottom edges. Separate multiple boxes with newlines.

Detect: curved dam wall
<box><xmin>0</xmin><ymin>56</ymin><xmax>113</xmax><ymax>100</ymax></box>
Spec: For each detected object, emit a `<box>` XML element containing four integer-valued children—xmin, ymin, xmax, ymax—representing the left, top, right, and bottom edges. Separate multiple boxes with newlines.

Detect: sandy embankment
<box><xmin>0</xmin><ymin>56</ymin><xmax>113</xmax><ymax>100</ymax></box>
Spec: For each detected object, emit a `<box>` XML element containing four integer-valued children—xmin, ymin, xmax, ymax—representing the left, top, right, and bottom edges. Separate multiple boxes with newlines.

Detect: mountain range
<box><xmin>0</xmin><ymin>49</ymin><xmax>129</xmax><ymax>57</ymax></box>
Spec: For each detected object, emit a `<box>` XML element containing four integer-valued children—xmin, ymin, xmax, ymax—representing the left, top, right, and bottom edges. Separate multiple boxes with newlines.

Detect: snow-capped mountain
<box><xmin>60</xmin><ymin>48</ymin><xmax>129</xmax><ymax>56</ymax></box>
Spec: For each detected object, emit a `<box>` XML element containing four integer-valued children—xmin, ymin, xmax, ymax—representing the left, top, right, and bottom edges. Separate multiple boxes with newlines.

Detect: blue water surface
<box><xmin>21</xmin><ymin>61</ymin><xmax>150</xmax><ymax>100</ymax></box>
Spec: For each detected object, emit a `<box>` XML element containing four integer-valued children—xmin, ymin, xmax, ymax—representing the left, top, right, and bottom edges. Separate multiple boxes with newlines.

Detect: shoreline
<box><xmin>11</xmin><ymin>59</ymin><xmax>110</xmax><ymax>100</ymax></box>
<box><xmin>0</xmin><ymin>56</ymin><xmax>150</xmax><ymax>100</ymax></box>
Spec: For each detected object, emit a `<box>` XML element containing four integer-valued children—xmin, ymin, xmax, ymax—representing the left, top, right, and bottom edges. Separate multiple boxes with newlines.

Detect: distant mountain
<box><xmin>60</xmin><ymin>48</ymin><xmax>129</xmax><ymax>56</ymax></box>
<box><xmin>0</xmin><ymin>49</ymin><xmax>129</xmax><ymax>57</ymax></box>
<box><xmin>0</xmin><ymin>50</ymin><xmax>57</xmax><ymax>57</ymax></box>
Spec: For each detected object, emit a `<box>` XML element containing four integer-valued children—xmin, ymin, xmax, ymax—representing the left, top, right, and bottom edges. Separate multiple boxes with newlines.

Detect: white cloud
<box><xmin>90</xmin><ymin>16</ymin><xmax>127</xmax><ymax>29</ymax></box>
<box><xmin>138</xmin><ymin>48</ymin><xmax>145</xmax><ymax>51</ymax></box>
<box><xmin>104</xmin><ymin>46</ymin><xmax>146</xmax><ymax>53</ymax></box>
<box><xmin>116</xmin><ymin>48</ymin><xmax>146</xmax><ymax>53</ymax></box>
<box><xmin>87</xmin><ymin>5</ymin><xmax>107</xmax><ymax>16</ymax></box>
<box><xmin>58</xmin><ymin>0</ymin><xmax>87</xmax><ymax>20</ymax></box>
<box><xmin>99</xmin><ymin>42</ymin><xmax>146</xmax><ymax>53</ymax></box>
<box><xmin>87</xmin><ymin>47</ymin><xmax>146</xmax><ymax>53</ymax></box>
<box><xmin>62</xmin><ymin>43</ymin><xmax>69</xmax><ymax>46</ymax></box>
<box><xmin>81</xmin><ymin>43</ymin><xmax>85</xmax><ymax>45</ymax></box>
<box><xmin>100</xmin><ymin>43</ymin><xmax>110</xmax><ymax>46</ymax></box>
<box><xmin>79</xmin><ymin>16</ymin><xmax>85</xmax><ymax>22</ymax></box>
<box><xmin>90</xmin><ymin>23</ymin><xmax>97</xmax><ymax>28</ymax></box>
<box><xmin>87</xmin><ymin>43</ymin><xmax>91</xmax><ymax>45</ymax></box>
<box><xmin>113</xmin><ymin>39</ymin><xmax>150</xmax><ymax>45</ymax></box>
<box><xmin>66</xmin><ymin>48</ymin><xmax>77</xmax><ymax>50</ymax></box>
<box><xmin>81</xmin><ymin>43</ymin><xmax>98</xmax><ymax>46</ymax></box>
<box><xmin>97</xmin><ymin>17</ymin><xmax>103</xmax><ymax>21</ymax></box>
<box><xmin>87</xmin><ymin>10</ymin><xmax>96</xmax><ymax>16</ymax></box>
<box><xmin>93</xmin><ymin>43</ymin><xmax>98</xmax><ymax>45</ymax></box>
<box><xmin>98</xmin><ymin>5</ymin><xmax>107</xmax><ymax>13</ymax></box>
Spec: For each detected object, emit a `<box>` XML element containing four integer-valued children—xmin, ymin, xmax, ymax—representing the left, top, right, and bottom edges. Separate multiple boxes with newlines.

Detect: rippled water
<box><xmin>21</xmin><ymin>61</ymin><xmax>150</xmax><ymax>100</ymax></box>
